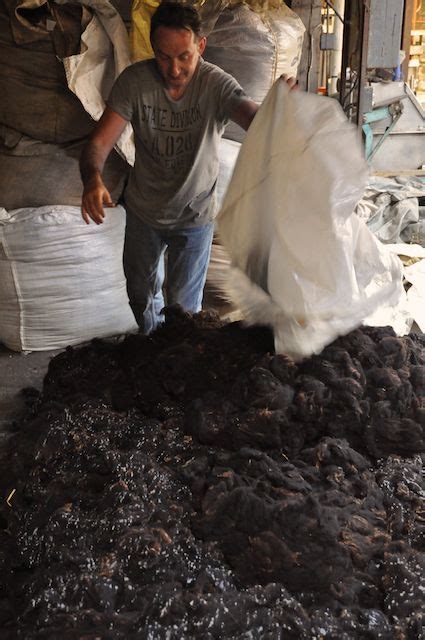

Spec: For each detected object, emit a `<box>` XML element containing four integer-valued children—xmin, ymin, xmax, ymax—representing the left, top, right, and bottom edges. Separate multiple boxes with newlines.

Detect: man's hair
<box><xmin>150</xmin><ymin>2</ymin><xmax>202</xmax><ymax>43</ymax></box>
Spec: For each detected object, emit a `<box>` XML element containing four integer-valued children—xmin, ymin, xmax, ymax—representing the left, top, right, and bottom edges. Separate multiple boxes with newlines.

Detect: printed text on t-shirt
<box><xmin>141</xmin><ymin>103</ymin><xmax>202</xmax><ymax>171</ymax></box>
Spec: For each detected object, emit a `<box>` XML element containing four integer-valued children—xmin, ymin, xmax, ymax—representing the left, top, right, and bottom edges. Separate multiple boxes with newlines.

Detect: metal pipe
<box><xmin>328</xmin><ymin>0</ymin><xmax>345</xmax><ymax>95</ymax></box>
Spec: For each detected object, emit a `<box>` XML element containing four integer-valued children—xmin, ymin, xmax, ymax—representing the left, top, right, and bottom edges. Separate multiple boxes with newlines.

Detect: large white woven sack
<box><xmin>204</xmin><ymin>2</ymin><xmax>305</xmax><ymax>143</ymax></box>
<box><xmin>217</xmin><ymin>81</ymin><xmax>405</xmax><ymax>361</ymax></box>
<box><xmin>0</xmin><ymin>205</ymin><xmax>137</xmax><ymax>351</ymax></box>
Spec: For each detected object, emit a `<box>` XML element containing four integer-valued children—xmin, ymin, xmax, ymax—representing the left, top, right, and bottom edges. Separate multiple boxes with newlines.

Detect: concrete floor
<box><xmin>0</xmin><ymin>344</ymin><xmax>61</xmax><ymax>439</ymax></box>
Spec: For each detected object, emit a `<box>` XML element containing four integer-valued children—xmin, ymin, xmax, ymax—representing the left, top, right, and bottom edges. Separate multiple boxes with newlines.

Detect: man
<box><xmin>80</xmin><ymin>1</ymin><xmax>296</xmax><ymax>333</ymax></box>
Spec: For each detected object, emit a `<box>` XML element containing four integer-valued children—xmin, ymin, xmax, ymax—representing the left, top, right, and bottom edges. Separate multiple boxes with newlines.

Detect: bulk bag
<box><xmin>0</xmin><ymin>205</ymin><xmax>137</xmax><ymax>351</ymax></box>
<box><xmin>217</xmin><ymin>81</ymin><xmax>405</xmax><ymax>360</ymax></box>
<box><xmin>204</xmin><ymin>2</ymin><xmax>305</xmax><ymax>142</ymax></box>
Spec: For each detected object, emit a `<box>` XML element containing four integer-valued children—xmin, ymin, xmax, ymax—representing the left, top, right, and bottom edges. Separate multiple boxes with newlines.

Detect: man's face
<box><xmin>152</xmin><ymin>26</ymin><xmax>206</xmax><ymax>96</ymax></box>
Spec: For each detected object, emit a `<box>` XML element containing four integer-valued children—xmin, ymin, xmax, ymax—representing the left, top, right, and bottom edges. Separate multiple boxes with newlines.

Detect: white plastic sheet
<box><xmin>0</xmin><ymin>205</ymin><xmax>137</xmax><ymax>351</ymax></box>
<box><xmin>355</xmin><ymin>175</ymin><xmax>425</xmax><ymax>243</ymax></box>
<box><xmin>61</xmin><ymin>0</ymin><xmax>135</xmax><ymax>164</ymax></box>
<box><xmin>217</xmin><ymin>81</ymin><xmax>405</xmax><ymax>361</ymax></box>
<box><xmin>385</xmin><ymin>244</ymin><xmax>425</xmax><ymax>333</ymax></box>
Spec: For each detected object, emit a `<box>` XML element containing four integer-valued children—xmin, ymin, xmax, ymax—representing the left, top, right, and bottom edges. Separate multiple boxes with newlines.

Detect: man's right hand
<box><xmin>82</xmin><ymin>175</ymin><xmax>115</xmax><ymax>225</ymax></box>
<box><xmin>79</xmin><ymin>107</ymin><xmax>129</xmax><ymax>225</ymax></box>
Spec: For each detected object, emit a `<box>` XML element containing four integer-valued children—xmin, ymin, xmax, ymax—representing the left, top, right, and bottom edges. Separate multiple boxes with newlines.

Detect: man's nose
<box><xmin>169</xmin><ymin>59</ymin><xmax>180</xmax><ymax>77</ymax></box>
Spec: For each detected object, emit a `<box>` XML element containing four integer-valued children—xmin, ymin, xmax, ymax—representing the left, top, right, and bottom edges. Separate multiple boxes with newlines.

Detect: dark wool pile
<box><xmin>0</xmin><ymin>307</ymin><xmax>424</xmax><ymax>639</ymax></box>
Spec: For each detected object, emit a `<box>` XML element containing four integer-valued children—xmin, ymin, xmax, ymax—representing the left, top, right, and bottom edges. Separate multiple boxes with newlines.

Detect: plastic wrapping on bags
<box><xmin>0</xmin><ymin>205</ymin><xmax>137</xmax><ymax>351</ymax></box>
<box><xmin>217</xmin><ymin>81</ymin><xmax>405</xmax><ymax>361</ymax></box>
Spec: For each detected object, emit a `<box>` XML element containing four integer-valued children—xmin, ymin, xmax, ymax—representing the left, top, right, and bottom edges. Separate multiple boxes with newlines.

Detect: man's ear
<box><xmin>198</xmin><ymin>36</ymin><xmax>206</xmax><ymax>55</ymax></box>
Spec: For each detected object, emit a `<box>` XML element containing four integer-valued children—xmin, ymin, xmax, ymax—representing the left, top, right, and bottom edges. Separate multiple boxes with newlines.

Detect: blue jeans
<box><xmin>123</xmin><ymin>211</ymin><xmax>214</xmax><ymax>333</ymax></box>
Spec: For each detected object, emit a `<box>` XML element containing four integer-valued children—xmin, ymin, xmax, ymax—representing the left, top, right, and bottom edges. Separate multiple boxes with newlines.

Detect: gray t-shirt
<box><xmin>107</xmin><ymin>58</ymin><xmax>247</xmax><ymax>229</ymax></box>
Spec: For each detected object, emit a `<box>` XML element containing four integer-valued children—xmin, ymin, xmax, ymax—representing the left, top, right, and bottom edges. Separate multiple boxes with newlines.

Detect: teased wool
<box><xmin>0</xmin><ymin>307</ymin><xmax>423</xmax><ymax>638</ymax></box>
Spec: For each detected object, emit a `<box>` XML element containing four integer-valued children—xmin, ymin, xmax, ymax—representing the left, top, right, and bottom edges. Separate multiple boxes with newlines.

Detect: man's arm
<box><xmin>80</xmin><ymin>107</ymin><xmax>128</xmax><ymax>225</ymax></box>
<box><xmin>229</xmin><ymin>98</ymin><xmax>259</xmax><ymax>132</ymax></box>
<box><xmin>229</xmin><ymin>74</ymin><xmax>299</xmax><ymax>132</ymax></box>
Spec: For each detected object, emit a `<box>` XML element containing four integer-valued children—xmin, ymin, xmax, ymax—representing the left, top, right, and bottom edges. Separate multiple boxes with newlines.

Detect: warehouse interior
<box><xmin>0</xmin><ymin>1</ymin><xmax>424</xmax><ymax>637</ymax></box>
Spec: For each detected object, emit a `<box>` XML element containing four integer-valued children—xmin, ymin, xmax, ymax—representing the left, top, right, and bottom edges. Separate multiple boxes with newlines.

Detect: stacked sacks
<box><xmin>0</xmin><ymin>0</ymin><xmax>129</xmax><ymax>208</ymax></box>
<box><xmin>203</xmin><ymin>1</ymin><xmax>305</xmax><ymax>314</ymax></box>
<box><xmin>0</xmin><ymin>0</ymin><xmax>136</xmax><ymax>350</ymax></box>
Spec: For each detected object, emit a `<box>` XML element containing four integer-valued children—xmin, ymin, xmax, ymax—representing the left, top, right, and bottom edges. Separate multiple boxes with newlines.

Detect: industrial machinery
<box><xmin>339</xmin><ymin>0</ymin><xmax>425</xmax><ymax>172</ymax></box>
<box><xmin>362</xmin><ymin>81</ymin><xmax>425</xmax><ymax>170</ymax></box>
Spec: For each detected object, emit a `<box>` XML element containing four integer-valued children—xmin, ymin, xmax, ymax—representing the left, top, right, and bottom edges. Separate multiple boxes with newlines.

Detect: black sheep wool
<box><xmin>0</xmin><ymin>307</ymin><xmax>423</xmax><ymax>639</ymax></box>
